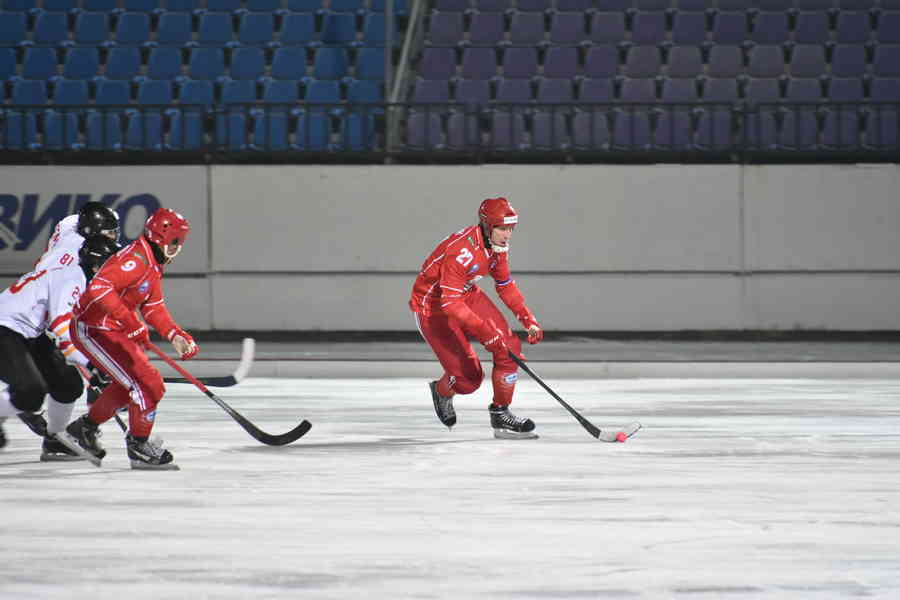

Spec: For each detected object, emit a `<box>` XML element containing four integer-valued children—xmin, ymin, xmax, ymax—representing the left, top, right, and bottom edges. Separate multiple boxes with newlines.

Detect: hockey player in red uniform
<box><xmin>410</xmin><ymin>197</ymin><xmax>544</xmax><ymax>439</ymax></box>
<box><xmin>67</xmin><ymin>207</ymin><xmax>197</xmax><ymax>470</ymax></box>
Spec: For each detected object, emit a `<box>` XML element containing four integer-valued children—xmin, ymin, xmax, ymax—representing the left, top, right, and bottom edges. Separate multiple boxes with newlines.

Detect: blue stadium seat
<box><xmin>501</xmin><ymin>47</ymin><xmax>537</xmax><ymax>79</ymax></box>
<box><xmin>707</xmin><ymin>45</ymin><xmax>743</xmax><ymax>78</ymax></box>
<box><xmin>473</xmin><ymin>0</ymin><xmax>511</xmax><ymax>11</ymax></box>
<box><xmin>631</xmin><ymin>12</ymin><xmax>666</xmax><ymax>46</ymax></box>
<box><xmin>864</xmin><ymin>105</ymin><xmax>897</xmax><ymax>149</ymax></box>
<box><xmin>554</xmin><ymin>0</ymin><xmax>589</xmax><ymax>10</ymax></box>
<box><xmin>589</xmin><ymin>12</ymin><xmax>627</xmax><ymax>44</ymax></box>
<box><xmin>455</xmin><ymin>78</ymin><xmax>490</xmax><ymax>105</ymax></box>
<box><xmin>239</xmin><ymin>12</ymin><xmax>275</xmax><ymax>46</ymax></box>
<box><xmin>671</xmin><ymin>11</ymin><xmax>707</xmax><ymax>46</ymax></box>
<box><xmin>320</xmin><ymin>12</ymin><xmax>357</xmax><ymax>45</ymax></box>
<box><xmin>834</xmin><ymin>11</ymin><xmax>871</xmax><ymax>44</ymax></box>
<box><xmin>468</xmin><ymin>12</ymin><xmax>504</xmax><ymax>46</ymax></box>
<box><xmin>168</xmin><ymin>112</ymin><xmax>204</xmax><ymax>149</ymax></box>
<box><xmin>221</xmin><ymin>79</ymin><xmax>256</xmax><ymax>105</ymax></box>
<box><xmin>1</xmin><ymin>0</ymin><xmax>37</xmax><ymax>10</ymax></box>
<box><xmin>828</xmin><ymin>77</ymin><xmax>863</xmax><ymax>101</ymax></box>
<box><xmin>22</xmin><ymin>47</ymin><xmax>58</xmax><ymax>80</ymax></box>
<box><xmin>494</xmin><ymin>78</ymin><xmax>532</xmax><ymax>103</ymax></box>
<box><xmin>793</xmin><ymin>12</ymin><xmax>830</xmax><ymax>45</ymax></box>
<box><xmin>822</xmin><ymin>96</ymin><xmax>861</xmax><ymax>148</ymax></box>
<box><xmin>785</xmin><ymin>77</ymin><xmax>824</xmax><ymax>101</ymax></box>
<box><xmin>125</xmin><ymin>113</ymin><xmax>164</xmax><ymax>150</ymax></box>
<box><xmin>189</xmin><ymin>48</ymin><xmax>226</xmax><ymax>80</ymax></box>
<box><xmin>74</xmin><ymin>12</ymin><xmax>109</xmax><ymax>46</ymax></box>
<box><xmin>116</xmin><ymin>12</ymin><xmax>151</xmax><ymax>45</ymax></box>
<box><xmin>2</xmin><ymin>112</ymin><xmax>38</xmax><ymax>149</ymax></box>
<box><xmin>877</xmin><ymin>12</ymin><xmax>900</xmax><ymax>44</ymax></box>
<box><xmin>63</xmin><ymin>47</ymin><xmax>99</xmax><ymax>80</ymax></box>
<box><xmin>53</xmin><ymin>78</ymin><xmax>89</xmax><ymax>105</ymax></box>
<box><xmin>571</xmin><ymin>110</ymin><xmax>609</xmax><ymax>149</ymax></box>
<box><xmin>873</xmin><ymin>45</ymin><xmax>900</xmax><ymax>77</ymax></box>
<box><xmin>406</xmin><ymin>111</ymin><xmax>443</xmax><ymax>150</ymax></box>
<box><xmin>33</xmin><ymin>13</ymin><xmax>69</xmax><ymax>46</ymax></box>
<box><xmin>583</xmin><ymin>45</ymin><xmax>618</xmax><ymax>78</ymax></box>
<box><xmin>531</xmin><ymin>111</ymin><xmax>569</xmax><ymax>150</ymax></box>
<box><xmin>294</xmin><ymin>112</ymin><xmax>330</xmax><ymax>149</ymax></box>
<box><xmin>702</xmin><ymin>78</ymin><xmax>739</xmax><ymax>102</ymax></box>
<box><xmin>164</xmin><ymin>0</ymin><xmax>199</xmax><ymax>9</ymax></box>
<box><xmin>262</xmin><ymin>79</ymin><xmax>301</xmax><ymax>103</ymax></box>
<box><xmin>839</xmin><ymin>0</ymin><xmax>875</xmax><ymax>8</ymax></box>
<box><xmin>124</xmin><ymin>0</ymin><xmax>162</xmax><ymax>11</ymax></box>
<box><xmin>717</xmin><ymin>0</ymin><xmax>755</xmax><ymax>8</ymax></box>
<box><xmin>624</xmin><ymin>46</ymin><xmax>662</xmax><ymax>78</ymax></box>
<box><xmin>619</xmin><ymin>77</ymin><xmax>657</xmax><ymax>102</ymax></box>
<box><xmin>198</xmin><ymin>13</ymin><xmax>234</xmax><ymax>45</ymax></box>
<box><xmin>43</xmin><ymin>111</ymin><xmax>81</xmax><ymax>150</ymax></box>
<box><xmin>231</xmin><ymin>47</ymin><xmax>266</xmax><ymax>80</ymax></box>
<box><xmin>287</xmin><ymin>0</ymin><xmax>322</xmax><ymax>11</ymax></box>
<box><xmin>179</xmin><ymin>79</ymin><xmax>214</xmax><ymax>105</ymax></box>
<box><xmin>830</xmin><ymin>44</ymin><xmax>867</xmax><ymax>77</ymax></box>
<box><xmin>711</xmin><ymin>12</ymin><xmax>748</xmax><ymax>45</ymax></box>
<box><xmin>578</xmin><ymin>77</ymin><xmax>613</xmax><ymax>102</ymax></box>
<box><xmin>215</xmin><ymin>110</ymin><xmax>249</xmax><ymax>150</ymax></box>
<box><xmin>428</xmin><ymin>12</ymin><xmax>462</xmax><ymax>45</ymax></box>
<box><xmin>370</xmin><ymin>0</ymin><xmax>408</xmax><ymax>15</ymax></box>
<box><xmin>678</xmin><ymin>0</ymin><xmax>710</xmax><ymax>11</ymax></box>
<box><xmin>433</xmin><ymin>0</ymin><xmax>468</xmax><ymax>10</ymax></box>
<box><xmin>86</xmin><ymin>113</ymin><xmax>123</xmax><ymax>150</ymax></box>
<box><xmin>95</xmin><ymin>79</ymin><xmax>131</xmax><ymax>106</ymax></box>
<box><xmin>0</xmin><ymin>12</ymin><xmax>27</xmax><ymax>45</ymax></box>
<box><xmin>636</xmin><ymin>0</ymin><xmax>670</xmax><ymax>9</ymax></box>
<box><xmin>796</xmin><ymin>0</ymin><xmax>832</xmax><ymax>6</ymax></box>
<box><xmin>104</xmin><ymin>46</ymin><xmax>141</xmax><ymax>80</ymax></box>
<box><xmin>313</xmin><ymin>47</ymin><xmax>349</xmax><ymax>79</ymax></box>
<box><xmin>418</xmin><ymin>47</ymin><xmax>456</xmax><ymax>79</ymax></box>
<box><xmin>207</xmin><ymin>0</ymin><xmax>241</xmax><ymax>12</ymax></box>
<box><xmin>446</xmin><ymin>112</ymin><xmax>480</xmax><ymax>150</ymax></box>
<box><xmin>870</xmin><ymin>77</ymin><xmax>900</xmax><ymax>101</ymax></box>
<box><xmin>661</xmin><ymin>77</ymin><xmax>699</xmax><ymax>102</ymax></box>
<box><xmin>43</xmin><ymin>0</ymin><xmax>76</xmax><ymax>11</ymax></box>
<box><xmin>0</xmin><ymin>48</ymin><xmax>16</xmax><ymax>80</ymax></box>
<box><xmin>278</xmin><ymin>13</ymin><xmax>316</xmax><ymax>45</ymax></box>
<box><xmin>247</xmin><ymin>0</ymin><xmax>281</xmax><ymax>10</ymax></box>
<box><xmin>611</xmin><ymin>109</ymin><xmax>652</xmax><ymax>149</ymax></box>
<box><xmin>137</xmin><ymin>79</ymin><xmax>173</xmax><ymax>105</ymax></box>
<box><xmin>147</xmin><ymin>47</ymin><xmax>182</xmax><ymax>80</ymax></box>
<box><xmin>536</xmin><ymin>78</ymin><xmax>573</xmax><ymax>103</ymax></box>
<box><xmin>461</xmin><ymin>47</ymin><xmax>497</xmax><ymax>80</ymax></box>
<box><xmin>751</xmin><ymin>12</ymin><xmax>789</xmax><ymax>45</ymax></box>
<box><xmin>156</xmin><ymin>13</ymin><xmax>192</xmax><ymax>46</ymax></box>
<box><xmin>757</xmin><ymin>0</ymin><xmax>794</xmax><ymax>7</ymax></box>
<box><xmin>362</xmin><ymin>14</ymin><xmax>398</xmax><ymax>46</ymax></box>
<box><xmin>508</xmin><ymin>12</ymin><xmax>545</xmax><ymax>45</ymax></box>
<box><xmin>355</xmin><ymin>47</ymin><xmax>385</xmax><ymax>80</ymax></box>
<box><xmin>666</xmin><ymin>46</ymin><xmax>703</xmax><ymax>78</ymax></box>
<box><xmin>489</xmin><ymin>111</ymin><xmax>525</xmax><ymax>149</ymax></box>
<box><xmin>331</xmin><ymin>0</ymin><xmax>364</xmax><ymax>12</ymax></box>
<box><xmin>549</xmin><ymin>12</ymin><xmax>586</xmax><ymax>46</ymax></box>
<box><xmin>272</xmin><ymin>47</ymin><xmax>308</xmax><ymax>79</ymax></box>
<box><xmin>744</xmin><ymin>77</ymin><xmax>781</xmax><ymax>103</ymax></box>
<box><xmin>543</xmin><ymin>46</ymin><xmax>579</xmax><ymax>79</ymax></box>
<box><xmin>339</xmin><ymin>111</ymin><xmax>376</xmax><ymax>150</ymax></box>
<box><xmin>346</xmin><ymin>79</ymin><xmax>382</xmax><ymax>104</ymax></box>
<box><xmin>695</xmin><ymin>107</ymin><xmax>734</xmax><ymax>149</ymax></box>
<box><xmin>654</xmin><ymin>109</ymin><xmax>694</xmax><ymax>150</ymax></box>
<box><xmin>304</xmin><ymin>78</ymin><xmax>341</xmax><ymax>109</ymax></box>
<box><xmin>790</xmin><ymin>45</ymin><xmax>826</xmax><ymax>78</ymax></box>
<box><xmin>251</xmin><ymin>112</ymin><xmax>291</xmax><ymax>150</ymax></box>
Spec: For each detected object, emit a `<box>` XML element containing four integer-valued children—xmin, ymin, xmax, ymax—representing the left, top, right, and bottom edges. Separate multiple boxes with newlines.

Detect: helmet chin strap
<box><xmin>164</xmin><ymin>244</ymin><xmax>182</xmax><ymax>260</ymax></box>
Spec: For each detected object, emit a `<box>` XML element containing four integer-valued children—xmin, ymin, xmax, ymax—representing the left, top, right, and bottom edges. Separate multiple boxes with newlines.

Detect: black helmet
<box><xmin>77</xmin><ymin>202</ymin><xmax>119</xmax><ymax>239</ymax></box>
<box><xmin>79</xmin><ymin>235</ymin><xmax>120</xmax><ymax>274</ymax></box>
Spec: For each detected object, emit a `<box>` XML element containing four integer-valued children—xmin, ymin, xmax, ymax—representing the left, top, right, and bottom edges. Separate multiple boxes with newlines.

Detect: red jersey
<box><xmin>74</xmin><ymin>235</ymin><xmax>178</xmax><ymax>338</ymax></box>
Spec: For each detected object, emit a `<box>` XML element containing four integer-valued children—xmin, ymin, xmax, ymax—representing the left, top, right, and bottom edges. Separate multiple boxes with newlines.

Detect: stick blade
<box><xmin>252</xmin><ymin>420</ymin><xmax>313</xmax><ymax>446</ymax></box>
<box><xmin>596</xmin><ymin>421</ymin><xmax>642</xmax><ymax>443</ymax></box>
<box><xmin>163</xmin><ymin>337</ymin><xmax>254</xmax><ymax>388</ymax></box>
<box><xmin>53</xmin><ymin>431</ymin><xmax>102</xmax><ymax>467</ymax></box>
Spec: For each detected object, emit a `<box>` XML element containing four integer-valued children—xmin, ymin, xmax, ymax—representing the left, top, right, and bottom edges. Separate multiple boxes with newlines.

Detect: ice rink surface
<box><xmin>2</xmin><ymin>376</ymin><xmax>899</xmax><ymax>600</ymax></box>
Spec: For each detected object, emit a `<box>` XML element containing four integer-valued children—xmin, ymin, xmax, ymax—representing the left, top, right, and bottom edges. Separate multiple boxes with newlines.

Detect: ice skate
<box><xmin>489</xmin><ymin>404</ymin><xmax>538</xmax><ymax>440</ymax></box>
<box><xmin>126</xmin><ymin>434</ymin><xmax>179</xmax><ymax>470</ymax></box>
<box><xmin>65</xmin><ymin>414</ymin><xmax>106</xmax><ymax>460</ymax></box>
<box><xmin>429</xmin><ymin>381</ymin><xmax>456</xmax><ymax>428</ymax></box>
<box><xmin>18</xmin><ymin>411</ymin><xmax>48</xmax><ymax>437</ymax></box>
<box><xmin>40</xmin><ymin>434</ymin><xmax>85</xmax><ymax>462</ymax></box>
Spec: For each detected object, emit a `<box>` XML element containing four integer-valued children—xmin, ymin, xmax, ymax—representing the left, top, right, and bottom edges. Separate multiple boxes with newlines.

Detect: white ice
<box><xmin>1</xmin><ymin>377</ymin><xmax>899</xmax><ymax>599</ymax></box>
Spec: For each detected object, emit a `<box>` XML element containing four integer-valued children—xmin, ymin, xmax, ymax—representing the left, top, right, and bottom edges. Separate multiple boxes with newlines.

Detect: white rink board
<box><xmin>1</xmin><ymin>377</ymin><xmax>898</xmax><ymax>600</ymax></box>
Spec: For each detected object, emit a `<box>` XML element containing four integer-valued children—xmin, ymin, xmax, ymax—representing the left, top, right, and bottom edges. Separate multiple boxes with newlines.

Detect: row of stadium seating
<box><xmin>1</xmin><ymin>0</ymin><xmax>407</xmax><ymax>14</ymax></box>
<box><xmin>431</xmin><ymin>0</ymin><xmax>900</xmax><ymax>11</ymax></box>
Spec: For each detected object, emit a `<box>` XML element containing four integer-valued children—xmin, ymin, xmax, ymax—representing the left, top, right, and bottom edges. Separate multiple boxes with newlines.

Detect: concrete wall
<box><xmin>2</xmin><ymin>164</ymin><xmax>899</xmax><ymax>331</ymax></box>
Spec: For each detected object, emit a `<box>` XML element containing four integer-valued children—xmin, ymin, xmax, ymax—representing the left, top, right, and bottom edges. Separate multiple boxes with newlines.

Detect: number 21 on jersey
<box><xmin>456</xmin><ymin>247</ymin><xmax>474</xmax><ymax>267</ymax></box>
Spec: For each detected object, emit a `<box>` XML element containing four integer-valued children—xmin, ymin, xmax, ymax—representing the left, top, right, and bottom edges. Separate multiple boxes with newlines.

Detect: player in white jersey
<box><xmin>35</xmin><ymin>201</ymin><xmax>120</xmax><ymax>272</ymax></box>
<box><xmin>0</xmin><ymin>236</ymin><xmax>119</xmax><ymax>461</ymax></box>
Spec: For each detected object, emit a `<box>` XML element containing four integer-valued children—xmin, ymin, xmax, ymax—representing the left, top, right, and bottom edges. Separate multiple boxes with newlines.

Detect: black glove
<box><xmin>86</xmin><ymin>362</ymin><xmax>111</xmax><ymax>390</ymax></box>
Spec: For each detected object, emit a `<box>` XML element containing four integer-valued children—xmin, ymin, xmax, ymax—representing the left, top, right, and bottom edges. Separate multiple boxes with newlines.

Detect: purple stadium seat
<box><xmin>744</xmin><ymin>78</ymin><xmax>781</xmax><ymax>103</ymax></box>
<box><xmin>711</xmin><ymin>12</ymin><xmax>748</xmax><ymax>45</ymax></box>
<box><xmin>413</xmin><ymin>78</ymin><xmax>451</xmax><ymax>102</ymax></box>
<box><xmin>572</xmin><ymin>110</ymin><xmax>610</xmax><ymax>149</ymax></box>
<box><xmin>455</xmin><ymin>78</ymin><xmax>491</xmax><ymax>105</ymax></box>
<box><xmin>502</xmin><ymin>47</ymin><xmax>539</xmax><ymax>79</ymax></box>
<box><xmin>695</xmin><ymin>108</ymin><xmax>733</xmax><ymax>149</ymax></box>
<box><xmin>446</xmin><ymin>112</ymin><xmax>480</xmax><ymax>149</ymax></box>
<box><xmin>624</xmin><ymin>46</ymin><xmax>662</xmax><ymax>78</ymax></box>
<box><xmin>530</xmin><ymin>112</ymin><xmax>569</xmax><ymax>150</ymax></box>
<box><xmin>419</xmin><ymin>47</ymin><xmax>457</xmax><ymax>79</ymax></box>
<box><xmin>434</xmin><ymin>0</ymin><xmax>469</xmax><ymax>10</ymax></box>
<box><xmin>666</xmin><ymin>46</ymin><xmax>703</xmax><ymax>78</ymax></box>
<box><xmin>584</xmin><ymin>45</ymin><xmax>619</xmax><ymax>78</ymax></box>
<box><xmin>864</xmin><ymin>105</ymin><xmax>899</xmax><ymax>149</ymax></box>
<box><xmin>702</xmin><ymin>78</ymin><xmax>739</xmax><ymax>102</ymax></box>
<box><xmin>660</xmin><ymin>77</ymin><xmax>699</xmax><ymax>102</ymax></box>
<box><xmin>518</xmin><ymin>0</ymin><xmax>552</xmax><ymax>9</ymax></box>
<box><xmin>636</xmin><ymin>0</ymin><xmax>671</xmax><ymax>9</ymax></box>
<box><xmin>751</xmin><ymin>12</ymin><xmax>789</xmax><ymax>45</ymax></box>
<box><xmin>469</xmin><ymin>12</ymin><xmax>505</xmax><ymax>46</ymax></box>
<box><xmin>494</xmin><ymin>78</ymin><xmax>532</xmax><ymax>103</ymax></box>
<box><xmin>870</xmin><ymin>78</ymin><xmax>900</xmax><ymax>101</ymax></box>
<box><xmin>779</xmin><ymin>108</ymin><xmax>820</xmax><ymax>149</ymax></box>
<box><xmin>828</xmin><ymin>77</ymin><xmax>864</xmax><ymax>101</ymax></box>
<box><xmin>429</xmin><ymin>12</ymin><xmax>464</xmax><ymax>45</ymax></box>
<box><xmin>536</xmin><ymin>78</ymin><xmax>574</xmax><ymax>103</ymax></box>
<box><xmin>796</xmin><ymin>0</ymin><xmax>834</xmax><ymax>8</ymax></box>
<box><xmin>785</xmin><ymin>78</ymin><xmax>824</xmax><ymax>101</ymax></box>
<box><xmin>461</xmin><ymin>47</ymin><xmax>498</xmax><ymax>80</ymax></box>
<box><xmin>509</xmin><ymin>12</ymin><xmax>546</xmax><ymax>45</ymax></box>
<box><xmin>758</xmin><ymin>0</ymin><xmax>793</xmax><ymax>8</ymax></box>
<box><xmin>834</xmin><ymin>12</ymin><xmax>872</xmax><ymax>44</ymax></box>
<box><xmin>611</xmin><ymin>109</ymin><xmax>652</xmax><ymax>149</ymax></box>
<box><xmin>790</xmin><ymin>45</ymin><xmax>826</xmax><ymax>78</ymax></box>
<box><xmin>654</xmin><ymin>109</ymin><xmax>694</xmax><ymax>150</ymax></box>
<box><xmin>406</xmin><ymin>112</ymin><xmax>444</xmax><ymax>149</ymax></box>
<box><xmin>671</xmin><ymin>11</ymin><xmax>707</xmax><ymax>46</ymax></box>
<box><xmin>543</xmin><ymin>46</ymin><xmax>579</xmax><ymax>79</ymax></box>
<box><xmin>549</xmin><ymin>12</ymin><xmax>586</xmax><ymax>45</ymax></box>
<box><xmin>830</xmin><ymin>44</ymin><xmax>867</xmax><ymax>78</ymax></box>
<box><xmin>822</xmin><ymin>104</ymin><xmax>862</xmax><ymax>148</ymax></box>
<box><xmin>474</xmin><ymin>0</ymin><xmax>511</xmax><ymax>11</ymax></box>
<box><xmin>579</xmin><ymin>78</ymin><xmax>614</xmax><ymax>102</ymax></box>
<box><xmin>619</xmin><ymin>78</ymin><xmax>657</xmax><ymax>103</ymax></box>
<box><xmin>793</xmin><ymin>12</ymin><xmax>830</xmax><ymax>45</ymax></box>
<box><xmin>489</xmin><ymin>111</ymin><xmax>526</xmax><ymax>149</ymax></box>
<box><xmin>878</xmin><ymin>13</ymin><xmax>900</xmax><ymax>44</ymax></box>
<box><xmin>707</xmin><ymin>46</ymin><xmax>743</xmax><ymax>78</ymax></box>
<box><xmin>747</xmin><ymin>45</ymin><xmax>785</xmax><ymax>78</ymax></box>
<box><xmin>631</xmin><ymin>12</ymin><xmax>667</xmax><ymax>46</ymax></box>
<box><xmin>555</xmin><ymin>0</ymin><xmax>590</xmax><ymax>10</ymax></box>
<box><xmin>872</xmin><ymin>45</ymin><xmax>900</xmax><ymax>78</ymax></box>
<box><xmin>590</xmin><ymin>12</ymin><xmax>627</xmax><ymax>44</ymax></box>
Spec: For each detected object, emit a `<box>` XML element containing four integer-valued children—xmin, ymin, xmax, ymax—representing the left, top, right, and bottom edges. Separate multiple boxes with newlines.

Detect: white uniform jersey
<box><xmin>34</xmin><ymin>214</ymin><xmax>83</xmax><ymax>272</ymax></box>
<box><xmin>0</xmin><ymin>264</ymin><xmax>90</xmax><ymax>368</ymax></box>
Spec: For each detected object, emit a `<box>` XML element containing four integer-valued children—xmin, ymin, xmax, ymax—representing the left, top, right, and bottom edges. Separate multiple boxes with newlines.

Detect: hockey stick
<box><xmin>147</xmin><ymin>342</ymin><xmax>311</xmax><ymax>446</ymax></box>
<box><xmin>509</xmin><ymin>352</ymin><xmax>641</xmax><ymax>443</ymax></box>
<box><xmin>163</xmin><ymin>337</ymin><xmax>255</xmax><ymax>387</ymax></box>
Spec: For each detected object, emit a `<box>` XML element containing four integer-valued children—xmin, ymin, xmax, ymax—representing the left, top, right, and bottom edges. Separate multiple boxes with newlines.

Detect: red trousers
<box><xmin>70</xmin><ymin>319</ymin><xmax>165</xmax><ymax>438</ymax></box>
<box><xmin>415</xmin><ymin>288</ymin><xmax>523</xmax><ymax>406</ymax></box>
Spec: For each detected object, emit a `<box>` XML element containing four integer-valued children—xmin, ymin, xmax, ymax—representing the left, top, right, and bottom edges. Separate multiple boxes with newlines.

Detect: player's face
<box><xmin>101</xmin><ymin>229</ymin><xmax>118</xmax><ymax>241</ymax></box>
<box><xmin>491</xmin><ymin>225</ymin><xmax>514</xmax><ymax>249</ymax></box>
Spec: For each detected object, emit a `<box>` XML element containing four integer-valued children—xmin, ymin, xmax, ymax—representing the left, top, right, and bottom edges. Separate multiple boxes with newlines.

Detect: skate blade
<box><xmin>53</xmin><ymin>432</ymin><xmax>102</xmax><ymax>467</ymax></box>
<box><xmin>40</xmin><ymin>453</ymin><xmax>86</xmax><ymax>462</ymax></box>
<box><xmin>493</xmin><ymin>429</ymin><xmax>539</xmax><ymax>440</ymax></box>
<box><xmin>129</xmin><ymin>460</ymin><xmax>180</xmax><ymax>471</ymax></box>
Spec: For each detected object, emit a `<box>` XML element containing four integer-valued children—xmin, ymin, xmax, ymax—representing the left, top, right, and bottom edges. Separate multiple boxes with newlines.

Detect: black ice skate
<box><xmin>65</xmin><ymin>414</ymin><xmax>106</xmax><ymax>460</ymax></box>
<box><xmin>126</xmin><ymin>434</ymin><xmax>179</xmax><ymax>470</ymax></box>
<box><xmin>430</xmin><ymin>381</ymin><xmax>456</xmax><ymax>428</ymax></box>
<box><xmin>489</xmin><ymin>404</ymin><xmax>538</xmax><ymax>440</ymax></box>
<box><xmin>40</xmin><ymin>434</ymin><xmax>85</xmax><ymax>462</ymax></box>
<box><xmin>18</xmin><ymin>411</ymin><xmax>48</xmax><ymax>438</ymax></box>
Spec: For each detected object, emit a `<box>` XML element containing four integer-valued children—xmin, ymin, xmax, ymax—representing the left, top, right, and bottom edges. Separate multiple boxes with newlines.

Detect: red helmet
<box><xmin>144</xmin><ymin>208</ymin><xmax>190</xmax><ymax>248</ymax></box>
<box><xmin>478</xmin><ymin>197</ymin><xmax>518</xmax><ymax>230</ymax></box>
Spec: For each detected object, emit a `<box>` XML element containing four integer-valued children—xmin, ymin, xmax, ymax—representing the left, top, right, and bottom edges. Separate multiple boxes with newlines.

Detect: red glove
<box><xmin>517</xmin><ymin>310</ymin><xmax>543</xmax><ymax>345</ymax></box>
<box><xmin>476</xmin><ymin>321</ymin><xmax>509</xmax><ymax>360</ymax></box>
<box><xmin>125</xmin><ymin>322</ymin><xmax>149</xmax><ymax>347</ymax></box>
<box><xmin>168</xmin><ymin>327</ymin><xmax>199</xmax><ymax>360</ymax></box>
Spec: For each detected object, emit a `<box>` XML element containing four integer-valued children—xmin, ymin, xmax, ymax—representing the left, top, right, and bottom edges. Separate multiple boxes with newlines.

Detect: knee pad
<box><xmin>10</xmin><ymin>381</ymin><xmax>47</xmax><ymax>412</ymax></box>
<box><xmin>46</xmin><ymin>365</ymin><xmax>84</xmax><ymax>405</ymax></box>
